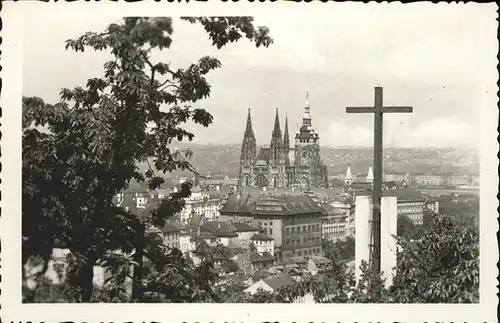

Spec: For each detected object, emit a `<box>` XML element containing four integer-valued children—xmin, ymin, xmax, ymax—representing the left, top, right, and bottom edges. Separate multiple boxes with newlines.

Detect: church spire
<box><xmin>345</xmin><ymin>164</ymin><xmax>353</xmax><ymax>185</ymax></box>
<box><xmin>244</xmin><ymin>108</ymin><xmax>254</xmax><ymax>137</ymax></box>
<box><xmin>270</xmin><ymin>108</ymin><xmax>283</xmax><ymax>168</ymax></box>
<box><xmin>272</xmin><ymin>108</ymin><xmax>282</xmax><ymax>138</ymax></box>
<box><xmin>240</xmin><ymin>108</ymin><xmax>256</xmax><ymax>169</ymax></box>
<box><xmin>303</xmin><ymin>92</ymin><xmax>311</xmax><ymax>125</ymax></box>
<box><xmin>366</xmin><ymin>164</ymin><xmax>374</xmax><ymax>183</ymax></box>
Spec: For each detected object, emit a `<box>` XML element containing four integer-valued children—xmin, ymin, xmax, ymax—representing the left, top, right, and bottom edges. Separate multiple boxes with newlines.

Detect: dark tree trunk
<box><xmin>77</xmin><ymin>259</ymin><xmax>95</xmax><ymax>302</ymax></box>
<box><xmin>70</xmin><ymin>252</ymin><xmax>95</xmax><ymax>303</ymax></box>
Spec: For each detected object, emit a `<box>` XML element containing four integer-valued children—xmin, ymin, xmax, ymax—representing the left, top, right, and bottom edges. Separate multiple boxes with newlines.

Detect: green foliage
<box><xmin>391</xmin><ymin>212</ymin><xmax>479</xmax><ymax>303</ymax></box>
<box><xmin>349</xmin><ymin>261</ymin><xmax>391</xmax><ymax>303</ymax></box>
<box><xmin>323</xmin><ymin>236</ymin><xmax>356</xmax><ymax>261</ymax></box>
<box><xmin>437</xmin><ymin>194</ymin><xmax>479</xmax><ymax>229</ymax></box>
<box><xmin>231</xmin><ymin>211</ymin><xmax>479</xmax><ymax>304</ymax></box>
<box><xmin>22</xmin><ymin>16</ymin><xmax>272</xmax><ymax>302</ymax></box>
<box><xmin>221</xmin><ymin>260</ymin><xmax>239</xmax><ymax>274</ymax></box>
<box><xmin>397</xmin><ymin>214</ymin><xmax>416</xmax><ymax>239</ymax></box>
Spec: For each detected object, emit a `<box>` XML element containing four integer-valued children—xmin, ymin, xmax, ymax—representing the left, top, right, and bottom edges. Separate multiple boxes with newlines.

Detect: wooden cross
<box><xmin>346</xmin><ymin>86</ymin><xmax>413</xmax><ymax>274</ymax></box>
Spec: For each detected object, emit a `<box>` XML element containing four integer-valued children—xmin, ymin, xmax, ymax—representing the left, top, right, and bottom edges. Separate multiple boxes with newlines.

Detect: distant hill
<box><xmin>138</xmin><ymin>143</ymin><xmax>479</xmax><ymax>178</ymax></box>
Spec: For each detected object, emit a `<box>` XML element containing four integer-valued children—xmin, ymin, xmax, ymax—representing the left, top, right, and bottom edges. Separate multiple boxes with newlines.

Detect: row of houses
<box><xmin>332</xmin><ymin>168</ymin><xmax>479</xmax><ymax>188</ymax></box>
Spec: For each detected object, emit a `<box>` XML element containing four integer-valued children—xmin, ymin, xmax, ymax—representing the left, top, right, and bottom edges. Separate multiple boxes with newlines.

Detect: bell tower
<box><xmin>295</xmin><ymin>92</ymin><xmax>320</xmax><ymax>166</ymax></box>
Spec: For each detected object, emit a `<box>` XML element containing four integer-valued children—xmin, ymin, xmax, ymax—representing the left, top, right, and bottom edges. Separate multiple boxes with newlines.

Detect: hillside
<box><xmin>138</xmin><ymin>143</ymin><xmax>479</xmax><ymax>178</ymax></box>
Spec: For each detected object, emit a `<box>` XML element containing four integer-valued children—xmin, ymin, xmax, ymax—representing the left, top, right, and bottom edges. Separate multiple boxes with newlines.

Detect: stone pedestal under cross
<box><xmin>346</xmin><ymin>86</ymin><xmax>413</xmax><ymax>274</ymax></box>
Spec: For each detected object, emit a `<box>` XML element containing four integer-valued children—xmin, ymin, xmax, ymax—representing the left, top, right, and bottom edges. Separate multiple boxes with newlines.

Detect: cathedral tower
<box><xmin>295</xmin><ymin>92</ymin><xmax>320</xmax><ymax>167</ymax></box>
<box><xmin>270</xmin><ymin>108</ymin><xmax>284</xmax><ymax>167</ymax></box>
<box><xmin>283</xmin><ymin>116</ymin><xmax>290</xmax><ymax>166</ymax></box>
<box><xmin>238</xmin><ymin>108</ymin><xmax>257</xmax><ymax>187</ymax></box>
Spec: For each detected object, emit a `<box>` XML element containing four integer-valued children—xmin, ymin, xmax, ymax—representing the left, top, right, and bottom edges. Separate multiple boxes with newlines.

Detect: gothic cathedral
<box><xmin>238</xmin><ymin>94</ymin><xmax>328</xmax><ymax>189</ymax></box>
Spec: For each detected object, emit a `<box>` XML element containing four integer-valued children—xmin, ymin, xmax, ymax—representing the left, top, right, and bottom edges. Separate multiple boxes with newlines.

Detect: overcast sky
<box><xmin>22</xmin><ymin>3</ymin><xmax>497</xmax><ymax>148</ymax></box>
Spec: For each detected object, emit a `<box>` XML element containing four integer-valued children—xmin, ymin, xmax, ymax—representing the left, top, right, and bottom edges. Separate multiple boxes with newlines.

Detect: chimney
<box><xmin>197</xmin><ymin>226</ymin><xmax>200</xmax><ymax>236</ymax></box>
<box><xmin>218</xmin><ymin>223</ymin><xmax>221</xmax><ymax>229</ymax></box>
<box><xmin>216</xmin><ymin>184</ymin><xmax>220</xmax><ymax>191</ymax></box>
<box><xmin>263</xmin><ymin>186</ymin><xmax>267</xmax><ymax>192</ymax></box>
<box><xmin>174</xmin><ymin>186</ymin><xmax>178</xmax><ymax>193</ymax></box>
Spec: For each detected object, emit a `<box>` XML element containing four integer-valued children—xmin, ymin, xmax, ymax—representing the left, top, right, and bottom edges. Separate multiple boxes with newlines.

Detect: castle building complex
<box><xmin>238</xmin><ymin>94</ymin><xmax>328</xmax><ymax>189</ymax></box>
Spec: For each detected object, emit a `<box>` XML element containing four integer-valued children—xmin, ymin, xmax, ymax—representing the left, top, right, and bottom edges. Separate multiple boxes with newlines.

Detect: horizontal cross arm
<box><xmin>346</xmin><ymin>107</ymin><xmax>374</xmax><ymax>113</ymax></box>
<box><xmin>380</xmin><ymin>106</ymin><xmax>413</xmax><ymax>113</ymax></box>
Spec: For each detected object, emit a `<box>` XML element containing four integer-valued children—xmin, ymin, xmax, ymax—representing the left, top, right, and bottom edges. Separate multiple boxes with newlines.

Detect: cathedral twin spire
<box><xmin>244</xmin><ymin>108</ymin><xmax>255</xmax><ymax>139</ymax></box>
<box><xmin>240</xmin><ymin>108</ymin><xmax>257</xmax><ymax>169</ymax></box>
<box><xmin>241</xmin><ymin>92</ymin><xmax>310</xmax><ymax>168</ymax></box>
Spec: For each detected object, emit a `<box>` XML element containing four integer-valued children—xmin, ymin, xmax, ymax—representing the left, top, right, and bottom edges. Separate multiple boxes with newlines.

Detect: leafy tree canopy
<box><xmin>22</xmin><ymin>16</ymin><xmax>272</xmax><ymax>302</ymax></box>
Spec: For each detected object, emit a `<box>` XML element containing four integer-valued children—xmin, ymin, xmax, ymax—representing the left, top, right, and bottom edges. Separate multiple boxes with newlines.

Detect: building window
<box><xmin>270</xmin><ymin>228</ymin><xmax>273</xmax><ymax>235</ymax></box>
<box><xmin>286</xmin><ymin>228</ymin><xmax>290</xmax><ymax>235</ymax></box>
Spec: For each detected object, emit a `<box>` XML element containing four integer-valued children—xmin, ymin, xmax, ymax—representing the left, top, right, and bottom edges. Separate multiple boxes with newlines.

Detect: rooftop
<box><xmin>232</xmin><ymin>222</ymin><xmax>260</xmax><ymax>232</ymax></box>
<box><xmin>251</xmin><ymin>234</ymin><xmax>274</xmax><ymax>241</ymax></box>
<box><xmin>162</xmin><ymin>222</ymin><xmax>182</xmax><ymax>234</ymax></box>
<box><xmin>254</xmin><ymin>194</ymin><xmax>324</xmax><ymax>216</ymax></box>
<box><xmin>250</xmin><ymin>251</ymin><xmax>276</xmax><ymax>263</ymax></box>
<box><xmin>202</xmin><ymin>221</ymin><xmax>238</xmax><ymax>238</ymax></box>
<box><xmin>263</xmin><ymin>275</ymin><xmax>295</xmax><ymax>290</ymax></box>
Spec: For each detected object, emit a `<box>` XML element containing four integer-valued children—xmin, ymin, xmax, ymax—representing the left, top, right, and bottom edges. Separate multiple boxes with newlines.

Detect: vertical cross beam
<box><xmin>346</xmin><ymin>86</ymin><xmax>413</xmax><ymax>274</ymax></box>
<box><xmin>372</xmin><ymin>87</ymin><xmax>383</xmax><ymax>274</ymax></box>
